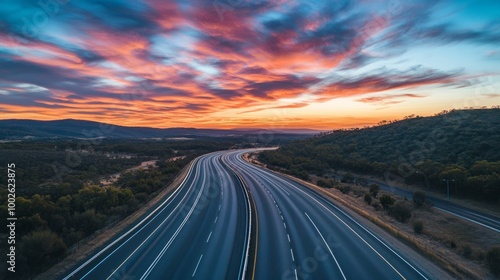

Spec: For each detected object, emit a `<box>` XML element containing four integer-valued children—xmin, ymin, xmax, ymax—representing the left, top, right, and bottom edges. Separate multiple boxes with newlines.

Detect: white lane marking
<box><xmin>139</xmin><ymin>166</ymin><xmax>208</xmax><ymax>280</ymax></box>
<box><xmin>294</xmin><ymin>185</ymin><xmax>412</xmax><ymax>280</ymax></box>
<box><xmin>305</xmin><ymin>212</ymin><xmax>347</xmax><ymax>280</ymax></box>
<box><xmin>67</xmin><ymin>157</ymin><xmax>200</xmax><ymax>280</ymax></box>
<box><xmin>214</xmin><ymin>216</ymin><xmax>218</xmax><ymax>224</ymax></box>
<box><xmin>104</xmin><ymin>160</ymin><xmax>207</xmax><ymax>280</ymax></box>
<box><xmin>283</xmin><ymin>222</ymin><xmax>287</xmax><ymax>229</ymax></box>
<box><xmin>234</xmin><ymin>153</ymin><xmax>427</xmax><ymax>279</ymax></box>
<box><xmin>192</xmin><ymin>254</ymin><xmax>203</xmax><ymax>277</ymax></box>
<box><xmin>290</xmin><ymin>248</ymin><xmax>295</xmax><ymax>261</ymax></box>
<box><xmin>258</xmin><ymin>173</ymin><xmax>291</xmax><ymax>196</ymax></box>
<box><xmin>294</xmin><ymin>268</ymin><xmax>298</xmax><ymax>280</ymax></box>
<box><xmin>437</xmin><ymin>207</ymin><xmax>500</xmax><ymax>233</ymax></box>
<box><xmin>218</xmin><ymin>204</ymin><xmax>221</xmax><ymax>211</ymax></box>
<box><xmin>287</xmin><ymin>234</ymin><xmax>290</xmax><ymax>242</ymax></box>
<box><xmin>206</xmin><ymin>231</ymin><xmax>212</xmax><ymax>243</ymax></box>
<box><xmin>276</xmin><ymin>184</ymin><xmax>291</xmax><ymax>196</ymax></box>
<box><xmin>281</xmin><ymin>215</ymin><xmax>284</xmax><ymax>220</ymax></box>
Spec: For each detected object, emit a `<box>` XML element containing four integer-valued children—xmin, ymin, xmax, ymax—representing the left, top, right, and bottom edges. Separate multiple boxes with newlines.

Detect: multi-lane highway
<box><xmin>63</xmin><ymin>152</ymin><xmax>251</xmax><ymax>279</ymax></box>
<box><xmin>225</xmin><ymin>150</ymin><xmax>431</xmax><ymax>280</ymax></box>
<box><xmin>63</xmin><ymin>149</ymin><xmax>442</xmax><ymax>279</ymax></box>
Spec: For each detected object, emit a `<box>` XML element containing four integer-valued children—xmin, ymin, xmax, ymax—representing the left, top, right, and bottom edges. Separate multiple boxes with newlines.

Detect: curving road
<box><xmin>62</xmin><ymin>151</ymin><xmax>251</xmax><ymax>280</ymax></box>
<box><xmin>63</xmin><ymin>149</ymin><xmax>441</xmax><ymax>280</ymax></box>
<box><xmin>225</xmin><ymin>150</ymin><xmax>431</xmax><ymax>280</ymax></box>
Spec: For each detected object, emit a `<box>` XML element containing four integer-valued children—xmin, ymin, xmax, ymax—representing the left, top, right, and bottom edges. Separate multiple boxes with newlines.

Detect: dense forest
<box><xmin>0</xmin><ymin>137</ymin><xmax>266</xmax><ymax>278</ymax></box>
<box><xmin>259</xmin><ymin>109</ymin><xmax>500</xmax><ymax>202</ymax></box>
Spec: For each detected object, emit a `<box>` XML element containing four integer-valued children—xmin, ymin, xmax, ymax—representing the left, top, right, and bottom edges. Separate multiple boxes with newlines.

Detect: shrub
<box><xmin>413</xmin><ymin>191</ymin><xmax>427</xmax><ymax>207</ymax></box>
<box><xmin>340</xmin><ymin>185</ymin><xmax>351</xmax><ymax>194</ymax></box>
<box><xmin>19</xmin><ymin>230</ymin><xmax>67</xmax><ymax>272</ymax></box>
<box><xmin>462</xmin><ymin>244</ymin><xmax>473</xmax><ymax>259</ymax></box>
<box><xmin>317</xmin><ymin>179</ymin><xmax>327</xmax><ymax>188</ymax></box>
<box><xmin>364</xmin><ymin>193</ymin><xmax>372</xmax><ymax>205</ymax></box>
<box><xmin>341</xmin><ymin>173</ymin><xmax>354</xmax><ymax>183</ymax></box>
<box><xmin>379</xmin><ymin>194</ymin><xmax>395</xmax><ymax>210</ymax></box>
<box><xmin>369</xmin><ymin>184</ymin><xmax>380</xmax><ymax>198</ymax></box>
<box><xmin>413</xmin><ymin>221</ymin><xmax>424</xmax><ymax>234</ymax></box>
<box><xmin>487</xmin><ymin>247</ymin><xmax>500</xmax><ymax>276</ymax></box>
<box><xmin>390</xmin><ymin>202</ymin><xmax>412</xmax><ymax>223</ymax></box>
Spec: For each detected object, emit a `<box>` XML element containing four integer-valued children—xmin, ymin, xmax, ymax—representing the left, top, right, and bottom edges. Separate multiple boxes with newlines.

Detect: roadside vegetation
<box><xmin>251</xmin><ymin>157</ymin><xmax>500</xmax><ymax>279</ymax></box>
<box><xmin>0</xmin><ymin>138</ymin><xmax>248</xmax><ymax>278</ymax></box>
<box><xmin>255</xmin><ymin>108</ymin><xmax>500</xmax><ymax>278</ymax></box>
<box><xmin>259</xmin><ymin>108</ymin><xmax>500</xmax><ymax>203</ymax></box>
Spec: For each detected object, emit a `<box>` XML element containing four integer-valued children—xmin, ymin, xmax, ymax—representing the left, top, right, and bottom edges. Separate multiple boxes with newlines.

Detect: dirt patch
<box><xmin>35</xmin><ymin>159</ymin><xmax>194</xmax><ymax>280</ymax></box>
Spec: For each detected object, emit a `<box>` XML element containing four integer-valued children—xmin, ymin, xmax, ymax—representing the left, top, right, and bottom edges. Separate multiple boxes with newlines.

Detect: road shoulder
<box><xmin>36</xmin><ymin>159</ymin><xmax>194</xmax><ymax>280</ymax></box>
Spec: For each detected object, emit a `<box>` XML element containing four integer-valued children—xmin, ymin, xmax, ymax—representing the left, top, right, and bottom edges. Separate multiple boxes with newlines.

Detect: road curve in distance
<box><xmin>226</xmin><ymin>149</ymin><xmax>432</xmax><ymax>280</ymax></box>
<box><xmin>62</xmin><ymin>151</ymin><xmax>250</xmax><ymax>280</ymax></box>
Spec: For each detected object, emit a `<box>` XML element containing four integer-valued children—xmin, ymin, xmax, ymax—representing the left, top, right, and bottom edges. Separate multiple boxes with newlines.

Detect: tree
<box><xmin>413</xmin><ymin>221</ymin><xmax>424</xmax><ymax>234</ymax></box>
<box><xmin>413</xmin><ymin>191</ymin><xmax>427</xmax><ymax>207</ymax></box>
<box><xmin>487</xmin><ymin>247</ymin><xmax>500</xmax><ymax>277</ymax></box>
<box><xmin>369</xmin><ymin>184</ymin><xmax>380</xmax><ymax>198</ymax></box>
<box><xmin>19</xmin><ymin>230</ymin><xmax>67</xmax><ymax>271</ymax></box>
<box><xmin>391</xmin><ymin>202</ymin><xmax>412</xmax><ymax>223</ymax></box>
<box><xmin>379</xmin><ymin>194</ymin><xmax>395</xmax><ymax>210</ymax></box>
<box><xmin>341</xmin><ymin>173</ymin><xmax>354</xmax><ymax>183</ymax></box>
<box><xmin>72</xmin><ymin>209</ymin><xmax>106</xmax><ymax>236</ymax></box>
<box><xmin>317</xmin><ymin>179</ymin><xmax>327</xmax><ymax>188</ymax></box>
<box><xmin>364</xmin><ymin>193</ymin><xmax>372</xmax><ymax>205</ymax></box>
<box><xmin>440</xmin><ymin>165</ymin><xmax>468</xmax><ymax>195</ymax></box>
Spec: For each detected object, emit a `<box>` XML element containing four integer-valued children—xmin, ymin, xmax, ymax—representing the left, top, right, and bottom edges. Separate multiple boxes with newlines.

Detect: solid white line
<box><xmin>296</xmin><ymin>185</ymin><xmax>410</xmax><ymax>280</ymax></box>
<box><xmin>77</xmin><ymin>159</ymin><xmax>198</xmax><ymax>280</ymax></box>
<box><xmin>220</xmin><ymin>153</ymin><xmax>252</xmax><ymax>280</ymax></box>
<box><xmin>139</xmin><ymin>164</ymin><xmax>208</xmax><ymax>280</ymax></box>
<box><xmin>436</xmin><ymin>207</ymin><xmax>500</xmax><ymax>233</ymax></box>
<box><xmin>206</xmin><ymin>231</ymin><xmax>212</xmax><ymax>243</ymax></box>
<box><xmin>65</xmin><ymin>158</ymin><xmax>200</xmax><ymax>280</ymax></box>
<box><xmin>192</xmin><ymin>254</ymin><xmax>203</xmax><ymax>277</ymax></box>
<box><xmin>240</xmin><ymin>157</ymin><xmax>425</xmax><ymax>279</ymax></box>
<box><xmin>305</xmin><ymin>212</ymin><xmax>347</xmax><ymax>280</ymax></box>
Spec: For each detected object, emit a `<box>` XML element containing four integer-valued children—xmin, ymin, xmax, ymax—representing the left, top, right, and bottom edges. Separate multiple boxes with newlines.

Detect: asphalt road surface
<box><xmin>225</xmin><ymin>150</ymin><xmax>430</xmax><ymax>280</ymax></box>
<box><xmin>63</xmin><ymin>151</ymin><xmax>250</xmax><ymax>280</ymax></box>
<box><xmin>64</xmin><ymin>149</ymin><xmax>440</xmax><ymax>280</ymax></box>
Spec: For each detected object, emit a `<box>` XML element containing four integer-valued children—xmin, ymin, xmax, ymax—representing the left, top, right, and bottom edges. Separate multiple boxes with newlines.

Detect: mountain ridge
<box><xmin>0</xmin><ymin>119</ymin><xmax>319</xmax><ymax>139</ymax></box>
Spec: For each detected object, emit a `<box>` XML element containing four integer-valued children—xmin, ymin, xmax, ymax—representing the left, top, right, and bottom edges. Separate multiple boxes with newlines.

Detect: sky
<box><xmin>0</xmin><ymin>0</ymin><xmax>499</xmax><ymax>129</ymax></box>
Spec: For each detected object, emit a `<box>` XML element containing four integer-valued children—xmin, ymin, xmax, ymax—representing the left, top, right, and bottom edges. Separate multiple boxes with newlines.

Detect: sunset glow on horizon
<box><xmin>1</xmin><ymin>0</ymin><xmax>499</xmax><ymax>129</ymax></box>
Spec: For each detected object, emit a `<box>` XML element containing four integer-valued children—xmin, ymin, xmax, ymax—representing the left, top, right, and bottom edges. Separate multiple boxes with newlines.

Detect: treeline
<box><xmin>0</xmin><ymin>139</ymin><xmax>238</xmax><ymax>278</ymax></box>
<box><xmin>259</xmin><ymin>109</ymin><xmax>500</xmax><ymax>202</ymax></box>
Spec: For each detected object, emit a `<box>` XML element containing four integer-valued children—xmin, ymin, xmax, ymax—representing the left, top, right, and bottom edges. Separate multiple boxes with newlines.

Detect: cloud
<box><xmin>0</xmin><ymin>0</ymin><xmax>496</xmax><ymax>128</ymax></box>
<box><xmin>357</xmin><ymin>93</ymin><xmax>425</xmax><ymax>104</ymax></box>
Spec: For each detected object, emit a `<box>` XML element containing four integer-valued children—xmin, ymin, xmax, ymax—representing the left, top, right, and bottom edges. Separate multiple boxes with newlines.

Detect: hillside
<box><xmin>0</xmin><ymin>119</ymin><xmax>316</xmax><ymax>139</ymax></box>
<box><xmin>259</xmin><ymin>109</ymin><xmax>500</xmax><ymax>202</ymax></box>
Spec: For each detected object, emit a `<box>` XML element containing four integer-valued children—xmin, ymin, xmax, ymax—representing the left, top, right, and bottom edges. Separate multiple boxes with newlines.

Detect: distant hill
<box><xmin>0</xmin><ymin>119</ymin><xmax>318</xmax><ymax>139</ymax></box>
<box><xmin>259</xmin><ymin>109</ymin><xmax>500</xmax><ymax>201</ymax></box>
